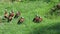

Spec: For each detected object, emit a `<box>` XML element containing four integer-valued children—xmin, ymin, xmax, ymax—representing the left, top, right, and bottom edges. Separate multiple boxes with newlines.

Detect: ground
<box><xmin>0</xmin><ymin>0</ymin><xmax>60</xmax><ymax>34</ymax></box>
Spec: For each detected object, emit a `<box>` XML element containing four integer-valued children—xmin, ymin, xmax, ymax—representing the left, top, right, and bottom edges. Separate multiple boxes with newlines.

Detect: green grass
<box><xmin>0</xmin><ymin>1</ymin><xmax>60</xmax><ymax>34</ymax></box>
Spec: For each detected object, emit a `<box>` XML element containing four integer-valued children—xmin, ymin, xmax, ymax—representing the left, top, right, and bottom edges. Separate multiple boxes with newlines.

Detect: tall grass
<box><xmin>0</xmin><ymin>0</ymin><xmax>60</xmax><ymax>34</ymax></box>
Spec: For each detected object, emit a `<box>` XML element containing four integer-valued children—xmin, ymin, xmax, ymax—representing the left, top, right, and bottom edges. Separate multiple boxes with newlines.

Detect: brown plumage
<box><xmin>33</xmin><ymin>16</ymin><xmax>42</xmax><ymax>23</ymax></box>
<box><xmin>17</xmin><ymin>17</ymin><xmax>24</xmax><ymax>24</ymax></box>
<box><xmin>4</xmin><ymin>11</ymin><xmax>8</xmax><ymax>19</ymax></box>
<box><xmin>14</xmin><ymin>11</ymin><xmax>21</xmax><ymax>18</ymax></box>
<box><xmin>9</xmin><ymin>11</ymin><xmax>14</xmax><ymax>17</ymax></box>
<box><xmin>7</xmin><ymin>16</ymin><xmax>12</xmax><ymax>22</ymax></box>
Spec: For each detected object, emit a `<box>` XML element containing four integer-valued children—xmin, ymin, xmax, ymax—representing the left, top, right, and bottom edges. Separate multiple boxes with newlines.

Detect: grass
<box><xmin>0</xmin><ymin>0</ymin><xmax>60</xmax><ymax>34</ymax></box>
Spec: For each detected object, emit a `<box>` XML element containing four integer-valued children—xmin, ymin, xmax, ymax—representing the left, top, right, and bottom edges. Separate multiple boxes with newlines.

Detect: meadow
<box><xmin>0</xmin><ymin>0</ymin><xmax>60</xmax><ymax>34</ymax></box>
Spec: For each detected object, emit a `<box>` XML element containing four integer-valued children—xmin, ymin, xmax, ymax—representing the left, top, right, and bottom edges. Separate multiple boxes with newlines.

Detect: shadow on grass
<box><xmin>30</xmin><ymin>22</ymin><xmax>60</xmax><ymax>34</ymax></box>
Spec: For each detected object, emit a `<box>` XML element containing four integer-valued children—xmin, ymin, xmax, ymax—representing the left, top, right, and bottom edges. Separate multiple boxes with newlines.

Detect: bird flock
<box><xmin>2</xmin><ymin>9</ymin><xmax>42</xmax><ymax>24</ymax></box>
<box><xmin>1</xmin><ymin>3</ymin><xmax>60</xmax><ymax>24</ymax></box>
